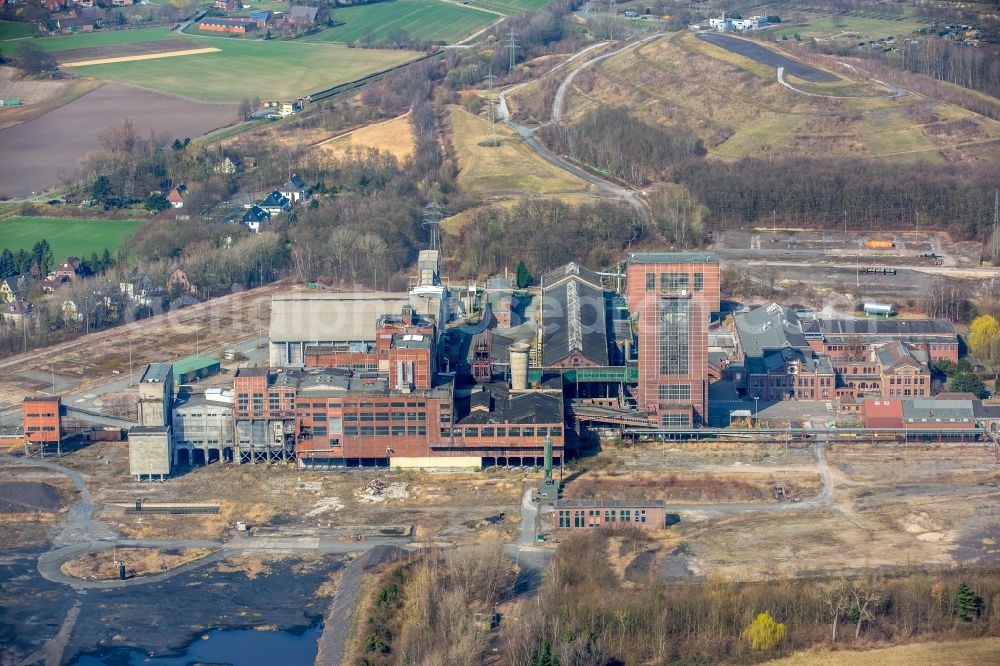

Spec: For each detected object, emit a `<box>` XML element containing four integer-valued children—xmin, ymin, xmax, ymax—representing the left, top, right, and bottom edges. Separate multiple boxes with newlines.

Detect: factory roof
<box><xmin>541</xmin><ymin>261</ymin><xmax>602</xmax><ymax>290</ymax></box>
<box><xmin>269</xmin><ymin>291</ymin><xmax>410</xmax><ymax>343</ymax></box>
<box><xmin>554</xmin><ymin>498</ymin><xmax>667</xmax><ymax>509</ymax></box>
<box><xmin>902</xmin><ymin>398</ymin><xmax>974</xmax><ymax>422</ymax></box>
<box><xmin>173</xmin><ymin>356</ymin><xmax>220</xmax><ymax>375</ymax></box>
<box><xmin>174</xmin><ymin>391</ymin><xmax>234</xmax><ymax>410</ymax></box>
<box><xmin>235</xmin><ymin>367</ymin><xmax>269</xmax><ymax>377</ymax></box>
<box><xmin>541</xmin><ymin>273</ymin><xmax>610</xmax><ymax>366</ymax></box>
<box><xmin>140</xmin><ymin>363</ymin><xmax>173</xmax><ymax>383</ymax></box>
<box><xmin>802</xmin><ymin>317</ymin><xmax>957</xmax><ymax>338</ymax></box>
<box><xmin>627</xmin><ymin>252</ymin><xmax>719</xmax><ymax>265</ymax></box>
<box><xmin>733</xmin><ymin>303</ymin><xmax>808</xmax><ymax>358</ymax></box>
<box><xmin>456</xmin><ymin>381</ymin><xmax>563</xmax><ymax>425</ymax></box>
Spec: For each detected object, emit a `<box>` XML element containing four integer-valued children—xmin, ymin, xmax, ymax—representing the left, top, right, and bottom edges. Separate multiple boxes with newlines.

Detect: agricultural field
<box><xmin>561</xmin><ymin>31</ymin><xmax>1000</xmax><ymax>164</ymax></box>
<box><xmin>302</xmin><ymin>0</ymin><xmax>496</xmax><ymax>44</ymax></box>
<box><xmin>70</xmin><ymin>37</ymin><xmax>418</xmax><ymax>103</ymax></box>
<box><xmin>0</xmin><ymin>217</ymin><xmax>146</xmax><ymax>261</ymax></box>
<box><xmin>0</xmin><ymin>84</ymin><xmax>235</xmax><ymax>197</ymax></box>
<box><xmin>448</xmin><ymin>104</ymin><xmax>591</xmax><ymax>197</ymax></box>
<box><xmin>467</xmin><ymin>0</ymin><xmax>551</xmax><ymax>14</ymax></box>
<box><xmin>0</xmin><ymin>19</ymin><xmax>34</xmax><ymax>41</ymax></box>
<box><xmin>773</xmin><ymin>14</ymin><xmax>928</xmax><ymax>42</ymax></box>
<box><xmin>22</xmin><ymin>26</ymin><xmax>177</xmax><ymax>53</ymax></box>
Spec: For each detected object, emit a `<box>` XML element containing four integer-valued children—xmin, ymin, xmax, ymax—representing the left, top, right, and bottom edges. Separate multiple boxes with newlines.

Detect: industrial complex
<box><xmin>15</xmin><ymin>247</ymin><xmax>999</xmax><ymax>481</ymax></box>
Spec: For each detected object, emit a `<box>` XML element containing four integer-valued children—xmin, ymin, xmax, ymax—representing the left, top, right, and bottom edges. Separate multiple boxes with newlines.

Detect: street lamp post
<box><xmin>753</xmin><ymin>396</ymin><xmax>759</xmax><ymax>425</ymax></box>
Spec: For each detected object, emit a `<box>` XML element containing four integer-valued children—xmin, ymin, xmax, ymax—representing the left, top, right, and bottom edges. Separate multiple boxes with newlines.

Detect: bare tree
<box><xmin>816</xmin><ymin>578</ymin><xmax>851</xmax><ymax>644</ymax></box>
<box><xmin>851</xmin><ymin>575</ymin><xmax>886</xmax><ymax>641</ymax></box>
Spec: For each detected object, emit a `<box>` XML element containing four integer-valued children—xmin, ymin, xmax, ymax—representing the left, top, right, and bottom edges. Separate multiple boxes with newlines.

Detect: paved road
<box><xmin>777</xmin><ymin>66</ymin><xmax>905</xmax><ymax>98</ymax></box>
<box><xmin>496</xmin><ymin>35</ymin><xmax>662</xmax><ymax>220</ymax></box>
<box><xmin>697</xmin><ymin>32</ymin><xmax>838</xmax><ymax>82</ymax></box>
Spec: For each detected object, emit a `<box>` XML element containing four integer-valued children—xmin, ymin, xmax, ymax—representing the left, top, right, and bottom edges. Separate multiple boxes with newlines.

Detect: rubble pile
<box><xmin>356</xmin><ymin>479</ymin><xmax>410</xmax><ymax>503</ymax></box>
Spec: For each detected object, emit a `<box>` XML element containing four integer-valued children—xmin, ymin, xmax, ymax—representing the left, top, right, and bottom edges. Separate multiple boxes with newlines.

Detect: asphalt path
<box><xmin>697</xmin><ymin>32</ymin><xmax>838</xmax><ymax>82</ymax></box>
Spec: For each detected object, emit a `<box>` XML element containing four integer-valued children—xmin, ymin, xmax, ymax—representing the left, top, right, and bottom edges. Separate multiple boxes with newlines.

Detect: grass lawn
<box><xmin>303</xmin><ymin>0</ymin><xmax>496</xmax><ymax>44</ymax></box>
<box><xmin>24</xmin><ymin>26</ymin><xmax>176</xmax><ymax>52</ymax></box>
<box><xmin>766</xmin><ymin>637</ymin><xmax>1000</xmax><ymax>665</ymax></box>
<box><xmin>468</xmin><ymin>0</ymin><xmax>552</xmax><ymax>14</ymax></box>
<box><xmin>448</xmin><ymin>105</ymin><xmax>589</xmax><ymax>196</ymax></box>
<box><xmin>0</xmin><ymin>217</ymin><xmax>146</xmax><ymax>261</ymax></box>
<box><xmin>72</xmin><ymin>38</ymin><xmax>419</xmax><ymax>103</ymax></box>
<box><xmin>774</xmin><ymin>15</ymin><xmax>926</xmax><ymax>41</ymax></box>
<box><xmin>0</xmin><ymin>19</ymin><xmax>34</xmax><ymax>42</ymax></box>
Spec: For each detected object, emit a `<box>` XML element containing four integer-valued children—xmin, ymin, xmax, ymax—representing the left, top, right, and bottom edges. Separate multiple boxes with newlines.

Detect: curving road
<box><xmin>496</xmin><ymin>34</ymin><xmax>664</xmax><ymax>220</ymax></box>
<box><xmin>776</xmin><ymin>66</ymin><xmax>905</xmax><ymax>99</ymax></box>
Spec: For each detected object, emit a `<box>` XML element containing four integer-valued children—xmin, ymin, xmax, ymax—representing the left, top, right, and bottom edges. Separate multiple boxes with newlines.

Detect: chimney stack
<box><xmin>509</xmin><ymin>342</ymin><xmax>530</xmax><ymax>391</ymax></box>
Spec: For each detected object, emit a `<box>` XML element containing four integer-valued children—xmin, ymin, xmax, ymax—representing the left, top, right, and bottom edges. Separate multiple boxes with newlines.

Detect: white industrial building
<box><xmin>171</xmin><ymin>389</ymin><xmax>235</xmax><ymax>465</ymax></box>
<box><xmin>269</xmin><ymin>250</ymin><xmax>450</xmax><ymax>367</ymax></box>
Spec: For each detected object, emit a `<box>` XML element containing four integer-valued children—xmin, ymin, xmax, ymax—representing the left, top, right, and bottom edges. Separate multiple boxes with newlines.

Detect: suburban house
<box><xmin>167</xmin><ymin>185</ymin><xmax>186</xmax><ymax>209</ymax></box>
<box><xmin>2</xmin><ymin>300</ymin><xmax>32</xmax><ymax>325</ymax></box>
<box><xmin>241</xmin><ymin>206</ymin><xmax>270</xmax><ymax>233</ymax></box>
<box><xmin>119</xmin><ymin>273</ymin><xmax>158</xmax><ymax>308</ymax></box>
<box><xmin>263</xmin><ymin>100</ymin><xmax>303</xmax><ymax>118</ymax></box>
<box><xmin>51</xmin><ymin>257</ymin><xmax>80</xmax><ymax>281</ymax></box>
<box><xmin>279</xmin><ymin>174</ymin><xmax>310</xmax><ymax>203</ymax></box>
<box><xmin>0</xmin><ymin>274</ymin><xmax>32</xmax><ymax>303</ymax></box>
<box><xmin>258</xmin><ymin>191</ymin><xmax>291</xmax><ymax>215</ymax></box>
<box><xmin>288</xmin><ymin>5</ymin><xmax>319</xmax><ymax>26</ymax></box>
<box><xmin>199</xmin><ymin>17</ymin><xmax>257</xmax><ymax>33</ymax></box>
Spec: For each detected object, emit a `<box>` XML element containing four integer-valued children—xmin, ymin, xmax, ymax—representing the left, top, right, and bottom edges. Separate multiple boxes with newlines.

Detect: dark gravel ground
<box><xmin>697</xmin><ymin>32</ymin><xmax>839</xmax><ymax>82</ymax></box>
<box><xmin>0</xmin><ymin>481</ymin><xmax>66</xmax><ymax>512</ymax></box>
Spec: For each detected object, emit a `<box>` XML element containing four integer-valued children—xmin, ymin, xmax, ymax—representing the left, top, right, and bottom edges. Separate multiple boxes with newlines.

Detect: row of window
<box><xmin>442</xmin><ymin>426</ymin><xmax>562</xmax><ymax>439</ymax></box>
<box><xmin>557</xmin><ymin>508</ymin><xmax>649</xmax><ymax>527</ymax></box>
<box><xmin>342</xmin><ymin>426</ymin><xmax>427</xmax><ymax>437</ymax></box>
<box><xmin>26</xmin><ymin>426</ymin><xmax>57</xmax><ymax>432</ymax></box>
<box><xmin>888</xmin><ymin>388</ymin><xmax>925</xmax><ymax>396</ymax></box>
<box><xmin>644</xmin><ymin>272</ymin><xmax>705</xmax><ymax>292</ymax></box>
<box><xmin>659</xmin><ymin>414</ymin><xmax>690</xmax><ymax>427</ymax></box>
<box><xmin>657</xmin><ymin>384</ymin><xmax>691</xmax><ymax>401</ymax></box>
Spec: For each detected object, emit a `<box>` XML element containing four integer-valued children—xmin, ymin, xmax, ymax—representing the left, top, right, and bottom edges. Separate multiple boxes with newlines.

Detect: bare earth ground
<box><xmin>544</xmin><ymin>442</ymin><xmax>1000</xmax><ymax>582</ymax></box>
<box><xmin>55</xmin><ymin>438</ymin><xmax>523</xmax><ymax>544</ymax></box>
<box><xmin>0</xmin><ymin>283</ymin><xmax>280</xmax><ymax>414</ymax></box>
<box><xmin>0</xmin><ymin>83</ymin><xmax>236</xmax><ymax>197</ymax></box>
<box><xmin>0</xmin><ymin>67</ymin><xmax>102</xmax><ymax>130</ymax></box>
<box><xmin>53</xmin><ymin>39</ymin><xmax>202</xmax><ymax>63</ymax></box>
<box><xmin>60</xmin><ymin>546</ymin><xmax>216</xmax><ymax>580</ymax></box>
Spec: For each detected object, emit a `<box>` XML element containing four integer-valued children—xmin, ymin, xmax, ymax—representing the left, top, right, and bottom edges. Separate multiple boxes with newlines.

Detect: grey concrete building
<box><xmin>171</xmin><ymin>389</ymin><xmax>235</xmax><ymax>465</ymax></box>
<box><xmin>128</xmin><ymin>426</ymin><xmax>172</xmax><ymax>480</ymax></box>
<box><xmin>138</xmin><ymin>363</ymin><xmax>173</xmax><ymax>427</ymax></box>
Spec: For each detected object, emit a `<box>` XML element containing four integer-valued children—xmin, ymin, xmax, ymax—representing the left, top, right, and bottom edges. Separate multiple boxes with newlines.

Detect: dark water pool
<box><xmin>70</xmin><ymin>623</ymin><xmax>321</xmax><ymax>666</ymax></box>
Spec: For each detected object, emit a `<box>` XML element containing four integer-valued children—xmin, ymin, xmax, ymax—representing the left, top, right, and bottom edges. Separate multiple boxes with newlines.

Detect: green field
<box><xmin>0</xmin><ymin>217</ymin><xmax>146</xmax><ymax>261</ymax></box>
<box><xmin>0</xmin><ymin>19</ymin><xmax>35</xmax><ymax>42</ymax></box>
<box><xmin>25</xmin><ymin>26</ymin><xmax>176</xmax><ymax>52</ymax></box>
<box><xmin>774</xmin><ymin>15</ymin><xmax>926</xmax><ymax>41</ymax></box>
<box><xmin>467</xmin><ymin>0</ymin><xmax>551</xmax><ymax>14</ymax></box>
<box><xmin>303</xmin><ymin>0</ymin><xmax>496</xmax><ymax>44</ymax></box>
<box><xmin>72</xmin><ymin>37</ymin><xmax>418</xmax><ymax>103</ymax></box>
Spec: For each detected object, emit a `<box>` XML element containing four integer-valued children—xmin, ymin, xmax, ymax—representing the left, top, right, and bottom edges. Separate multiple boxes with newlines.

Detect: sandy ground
<box><xmin>0</xmin><ymin>83</ymin><xmax>236</xmax><ymax>197</ymax></box>
<box><xmin>60</xmin><ymin>546</ymin><xmax>216</xmax><ymax>579</ymax></box>
<box><xmin>547</xmin><ymin>441</ymin><xmax>1000</xmax><ymax>581</ymax></box>
<box><xmin>63</xmin><ymin>48</ymin><xmax>220</xmax><ymax>68</ymax></box>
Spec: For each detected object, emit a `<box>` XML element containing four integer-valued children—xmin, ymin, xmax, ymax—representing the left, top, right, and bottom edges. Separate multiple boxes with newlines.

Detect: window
<box><xmin>329</xmin><ymin>417</ymin><xmax>343</xmax><ymax>435</ymax></box>
<box><xmin>508</xmin><ymin>427</ymin><xmax>521</xmax><ymax>437</ymax></box>
<box><xmin>693</xmin><ymin>272</ymin><xmax>703</xmax><ymax>291</ymax></box>
<box><xmin>464</xmin><ymin>427</ymin><xmax>478</xmax><ymax>438</ymax></box>
<box><xmin>550</xmin><ymin>427</ymin><xmax>561</xmax><ymax>437</ymax></box>
<box><xmin>659</xmin><ymin>298</ymin><xmax>689</xmax><ymax>375</ymax></box>
<box><xmin>439</xmin><ymin>412</ymin><xmax>451</xmax><ymax>423</ymax></box>
<box><xmin>536</xmin><ymin>427</ymin><xmax>547</xmax><ymax>436</ymax></box>
<box><xmin>344</xmin><ymin>413</ymin><xmax>358</xmax><ymax>422</ymax></box>
<box><xmin>439</xmin><ymin>428</ymin><xmax>450</xmax><ymax>438</ymax></box>
<box><xmin>360</xmin><ymin>426</ymin><xmax>374</xmax><ymax>436</ymax></box>
<box><xmin>660</xmin><ymin>273</ymin><xmax>688</xmax><ymax>291</ymax></box>
<box><xmin>645</xmin><ymin>272</ymin><xmax>655</xmax><ymax>291</ymax></box>
<box><xmin>344</xmin><ymin>427</ymin><xmax>359</xmax><ymax>436</ymax></box>
<box><xmin>375</xmin><ymin>426</ymin><xmax>389</xmax><ymax>436</ymax></box>
<box><xmin>660</xmin><ymin>413</ymin><xmax>690</xmax><ymax>427</ymax></box>
<box><xmin>522</xmin><ymin>427</ymin><xmax>534</xmax><ymax>437</ymax></box>
<box><xmin>360</xmin><ymin>413</ymin><xmax>374</xmax><ymax>422</ymax></box>
<box><xmin>496</xmin><ymin>427</ymin><xmax>506</xmax><ymax>437</ymax></box>
<box><xmin>375</xmin><ymin>412</ymin><xmax>389</xmax><ymax>422</ymax></box>
<box><xmin>313</xmin><ymin>427</ymin><xmax>327</xmax><ymax>436</ymax></box>
<box><xmin>481</xmin><ymin>427</ymin><xmax>494</xmax><ymax>437</ymax></box>
<box><xmin>658</xmin><ymin>384</ymin><xmax>691</xmax><ymax>402</ymax></box>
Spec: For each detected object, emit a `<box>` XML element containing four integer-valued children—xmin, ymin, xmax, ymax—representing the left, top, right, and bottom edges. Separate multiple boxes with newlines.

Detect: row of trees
<box><xmin>0</xmin><ymin>241</ymin><xmax>53</xmax><ymax>280</ymax></box>
<box><xmin>499</xmin><ymin>530</ymin><xmax>1000</xmax><ymax>665</ymax></box>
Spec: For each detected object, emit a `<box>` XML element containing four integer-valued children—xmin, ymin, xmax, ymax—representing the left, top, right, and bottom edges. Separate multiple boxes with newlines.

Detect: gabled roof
<box><xmin>541</xmin><ymin>273</ymin><xmax>609</xmax><ymax>366</ymax></box>
<box><xmin>734</xmin><ymin>303</ymin><xmax>807</xmax><ymax>357</ymax></box>
<box><xmin>289</xmin><ymin>5</ymin><xmax>318</xmax><ymax>20</ymax></box>
<box><xmin>241</xmin><ymin>205</ymin><xmax>270</xmax><ymax>223</ymax></box>
<box><xmin>281</xmin><ymin>174</ymin><xmax>309</xmax><ymax>192</ymax></box>
<box><xmin>541</xmin><ymin>261</ymin><xmax>602</xmax><ymax>290</ymax></box>
<box><xmin>456</xmin><ymin>383</ymin><xmax>563</xmax><ymax>425</ymax></box>
<box><xmin>259</xmin><ymin>191</ymin><xmax>290</xmax><ymax>210</ymax></box>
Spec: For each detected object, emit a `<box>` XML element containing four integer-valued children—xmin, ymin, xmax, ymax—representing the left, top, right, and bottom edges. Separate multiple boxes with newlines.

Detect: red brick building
<box><xmin>554</xmin><ymin>499</ymin><xmax>668</xmax><ymax>530</ymax></box>
<box><xmin>803</xmin><ymin>318</ymin><xmax>958</xmax><ymax>363</ymax></box>
<box><xmin>625</xmin><ymin>253</ymin><xmax>718</xmax><ymax>428</ymax></box>
<box><xmin>23</xmin><ymin>397</ymin><xmax>61</xmax><ymax>443</ymax></box>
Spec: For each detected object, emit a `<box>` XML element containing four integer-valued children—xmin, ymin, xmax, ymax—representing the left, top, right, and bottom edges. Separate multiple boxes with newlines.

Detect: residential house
<box><xmin>279</xmin><ymin>174</ymin><xmax>310</xmax><ymax>203</ymax></box>
<box><xmin>61</xmin><ymin>300</ymin><xmax>84</xmax><ymax>323</ymax></box>
<box><xmin>214</xmin><ymin>0</ymin><xmax>238</xmax><ymax>10</ymax></box>
<box><xmin>0</xmin><ymin>274</ymin><xmax>32</xmax><ymax>303</ymax></box>
<box><xmin>249</xmin><ymin>10</ymin><xmax>270</xmax><ymax>28</ymax></box>
<box><xmin>263</xmin><ymin>100</ymin><xmax>302</xmax><ymax>118</ymax></box>
<box><xmin>257</xmin><ymin>191</ymin><xmax>291</xmax><ymax>215</ymax></box>
<box><xmin>2</xmin><ymin>300</ymin><xmax>32</xmax><ymax>325</ymax></box>
<box><xmin>288</xmin><ymin>5</ymin><xmax>319</xmax><ymax>26</ymax></box>
<box><xmin>119</xmin><ymin>273</ymin><xmax>158</xmax><ymax>307</ymax></box>
<box><xmin>51</xmin><ymin>256</ymin><xmax>80</xmax><ymax>281</ymax></box>
<box><xmin>241</xmin><ymin>205</ymin><xmax>270</xmax><ymax>233</ymax></box>
<box><xmin>167</xmin><ymin>185</ymin><xmax>186</xmax><ymax>209</ymax></box>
